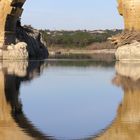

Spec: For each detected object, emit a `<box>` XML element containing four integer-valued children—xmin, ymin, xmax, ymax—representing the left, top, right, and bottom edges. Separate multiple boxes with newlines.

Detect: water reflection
<box><xmin>20</xmin><ymin>60</ymin><xmax>121</xmax><ymax>140</ymax></box>
<box><xmin>96</xmin><ymin>62</ymin><xmax>140</xmax><ymax>140</ymax></box>
<box><xmin>0</xmin><ymin>60</ymin><xmax>50</xmax><ymax>140</ymax></box>
<box><xmin>1</xmin><ymin>60</ymin><xmax>140</xmax><ymax>140</ymax></box>
<box><xmin>0</xmin><ymin>60</ymin><xmax>119</xmax><ymax>140</ymax></box>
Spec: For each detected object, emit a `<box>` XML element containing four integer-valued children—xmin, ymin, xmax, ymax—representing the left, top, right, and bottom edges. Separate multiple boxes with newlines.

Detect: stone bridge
<box><xmin>118</xmin><ymin>0</ymin><xmax>140</xmax><ymax>30</ymax></box>
<box><xmin>0</xmin><ymin>0</ymin><xmax>48</xmax><ymax>59</ymax></box>
<box><xmin>0</xmin><ymin>0</ymin><xmax>140</xmax><ymax>48</ymax></box>
<box><xmin>0</xmin><ymin>0</ymin><xmax>26</xmax><ymax>47</ymax></box>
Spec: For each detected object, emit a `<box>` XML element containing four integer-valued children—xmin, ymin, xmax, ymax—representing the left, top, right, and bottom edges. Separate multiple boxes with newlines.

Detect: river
<box><xmin>0</xmin><ymin>60</ymin><xmax>139</xmax><ymax>140</ymax></box>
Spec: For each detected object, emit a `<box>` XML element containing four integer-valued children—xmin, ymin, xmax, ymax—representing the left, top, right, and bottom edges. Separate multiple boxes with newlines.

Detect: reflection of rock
<box><xmin>115</xmin><ymin>61</ymin><xmax>140</xmax><ymax>81</ymax></box>
<box><xmin>0</xmin><ymin>60</ymin><xmax>50</xmax><ymax>140</ymax></box>
<box><xmin>1</xmin><ymin>60</ymin><xmax>28</xmax><ymax>77</ymax></box>
<box><xmin>95</xmin><ymin>62</ymin><xmax>140</xmax><ymax>140</ymax></box>
<box><xmin>2</xmin><ymin>42</ymin><xmax>28</xmax><ymax>60</ymax></box>
<box><xmin>115</xmin><ymin>41</ymin><xmax>140</xmax><ymax>60</ymax></box>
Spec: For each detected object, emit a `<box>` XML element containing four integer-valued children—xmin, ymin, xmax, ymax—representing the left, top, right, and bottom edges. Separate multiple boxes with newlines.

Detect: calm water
<box><xmin>1</xmin><ymin>60</ymin><xmax>139</xmax><ymax>140</ymax></box>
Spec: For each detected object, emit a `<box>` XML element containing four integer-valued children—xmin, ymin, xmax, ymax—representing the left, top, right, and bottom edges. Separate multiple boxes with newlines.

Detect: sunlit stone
<box><xmin>0</xmin><ymin>0</ymin><xmax>26</xmax><ymax>47</ymax></box>
<box><xmin>118</xmin><ymin>0</ymin><xmax>140</xmax><ymax>30</ymax></box>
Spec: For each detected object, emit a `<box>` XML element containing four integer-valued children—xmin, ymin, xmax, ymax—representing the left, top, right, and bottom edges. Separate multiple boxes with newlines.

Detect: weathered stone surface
<box><xmin>115</xmin><ymin>41</ymin><xmax>140</xmax><ymax>60</ymax></box>
<box><xmin>118</xmin><ymin>0</ymin><xmax>140</xmax><ymax>30</ymax></box>
<box><xmin>0</xmin><ymin>0</ymin><xmax>49</xmax><ymax>59</ymax></box>
<box><xmin>0</xmin><ymin>0</ymin><xmax>26</xmax><ymax>47</ymax></box>
<box><xmin>109</xmin><ymin>30</ymin><xmax>140</xmax><ymax>47</ymax></box>
<box><xmin>16</xmin><ymin>25</ymin><xmax>49</xmax><ymax>58</ymax></box>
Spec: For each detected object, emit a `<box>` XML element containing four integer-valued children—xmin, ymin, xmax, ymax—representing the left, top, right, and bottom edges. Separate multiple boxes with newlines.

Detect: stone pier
<box><xmin>0</xmin><ymin>0</ymin><xmax>26</xmax><ymax>48</ymax></box>
<box><xmin>118</xmin><ymin>0</ymin><xmax>140</xmax><ymax>31</ymax></box>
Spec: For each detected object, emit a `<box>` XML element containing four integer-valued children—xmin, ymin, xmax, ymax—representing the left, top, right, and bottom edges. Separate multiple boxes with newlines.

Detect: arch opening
<box><xmin>0</xmin><ymin>0</ymin><xmax>140</xmax><ymax>49</ymax></box>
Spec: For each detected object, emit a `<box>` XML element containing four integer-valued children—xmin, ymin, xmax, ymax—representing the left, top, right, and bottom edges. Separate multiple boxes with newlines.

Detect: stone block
<box><xmin>115</xmin><ymin>41</ymin><xmax>140</xmax><ymax>60</ymax></box>
<box><xmin>0</xmin><ymin>0</ymin><xmax>26</xmax><ymax>46</ymax></box>
<box><xmin>118</xmin><ymin>0</ymin><xmax>140</xmax><ymax>30</ymax></box>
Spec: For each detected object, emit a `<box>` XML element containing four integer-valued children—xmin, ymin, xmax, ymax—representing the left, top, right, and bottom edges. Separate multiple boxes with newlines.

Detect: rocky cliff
<box><xmin>16</xmin><ymin>25</ymin><xmax>49</xmax><ymax>59</ymax></box>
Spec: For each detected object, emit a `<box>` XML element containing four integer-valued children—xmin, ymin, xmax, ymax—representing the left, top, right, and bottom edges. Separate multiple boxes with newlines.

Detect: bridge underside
<box><xmin>0</xmin><ymin>0</ymin><xmax>26</xmax><ymax>48</ymax></box>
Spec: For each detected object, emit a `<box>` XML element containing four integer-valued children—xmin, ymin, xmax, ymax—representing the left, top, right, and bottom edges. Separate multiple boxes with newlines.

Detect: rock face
<box><xmin>110</xmin><ymin>28</ymin><xmax>140</xmax><ymax>61</ymax></box>
<box><xmin>0</xmin><ymin>25</ymin><xmax>49</xmax><ymax>60</ymax></box>
<box><xmin>16</xmin><ymin>25</ymin><xmax>48</xmax><ymax>58</ymax></box>
<box><xmin>114</xmin><ymin>0</ymin><xmax>140</xmax><ymax>60</ymax></box>
<box><xmin>115</xmin><ymin>41</ymin><xmax>140</xmax><ymax>60</ymax></box>
<box><xmin>110</xmin><ymin>31</ymin><xmax>140</xmax><ymax>47</ymax></box>
<box><xmin>118</xmin><ymin>0</ymin><xmax>140</xmax><ymax>30</ymax></box>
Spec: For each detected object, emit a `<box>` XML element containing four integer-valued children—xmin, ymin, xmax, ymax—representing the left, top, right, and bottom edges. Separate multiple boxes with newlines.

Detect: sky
<box><xmin>22</xmin><ymin>0</ymin><xmax>124</xmax><ymax>30</ymax></box>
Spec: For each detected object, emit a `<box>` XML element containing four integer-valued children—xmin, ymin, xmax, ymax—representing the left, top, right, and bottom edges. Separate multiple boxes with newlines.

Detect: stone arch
<box><xmin>1</xmin><ymin>0</ymin><xmax>140</xmax><ymax>48</ymax></box>
<box><xmin>0</xmin><ymin>0</ymin><xmax>26</xmax><ymax>47</ymax></box>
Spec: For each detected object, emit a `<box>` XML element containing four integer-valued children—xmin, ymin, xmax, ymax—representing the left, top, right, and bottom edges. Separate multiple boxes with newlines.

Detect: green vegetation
<box><xmin>41</xmin><ymin>29</ymin><xmax>122</xmax><ymax>48</ymax></box>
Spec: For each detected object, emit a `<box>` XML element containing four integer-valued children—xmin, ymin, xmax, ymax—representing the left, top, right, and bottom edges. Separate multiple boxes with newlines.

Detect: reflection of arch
<box><xmin>0</xmin><ymin>60</ymin><xmax>53</xmax><ymax>140</ymax></box>
<box><xmin>5</xmin><ymin>75</ymin><xmax>50</xmax><ymax>140</ymax></box>
<box><xmin>94</xmin><ymin>62</ymin><xmax>140</xmax><ymax>140</ymax></box>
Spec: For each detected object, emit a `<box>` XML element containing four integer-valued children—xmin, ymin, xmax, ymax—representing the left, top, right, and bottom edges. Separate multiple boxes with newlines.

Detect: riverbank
<box><xmin>48</xmin><ymin>47</ymin><xmax>116</xmax><ymax>61</ymax></box>
<box><xmin>41</xmin><ymin>29</ymin><xmax>119</xmax><ymax>61</ymax></box>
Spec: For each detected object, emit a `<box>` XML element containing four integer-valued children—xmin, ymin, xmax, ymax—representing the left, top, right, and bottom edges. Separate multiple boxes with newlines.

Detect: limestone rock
<box><xmin>7</xmin><ymin>44</ymin><xmax>14</xmax><ymax>50</ymax></box>
<box><xmin>0</xmin><ymin>0</ymin><xmax>48</xmax><ymax>59</ymax></box>
<box><xmin>15</xmin><ymin>42</ymin><xmax>27</xmax><ymax>50</ymax></box>
<box><xmin>115</xmin><ymin>41</ymin><xmax>140</xmax><ymax>60</ymax></box>
<box><xmin>3</xmin><ymin>42</ymin><xmax>28</xmax><ymax>60</ymax></box>
<box><xmin>16</xmin><ymin>26</ymin><xmax>49</xmax><ymax>58</ymax></box>
<box><xmin>115</xmin><ymin>61</ymin><xmax>140</xmax><ymax>81</ymax></box>
<box><xmin>109</xmin><ymin>31</ymin><xmax>140</xmax><ymax>47</ymax></box>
